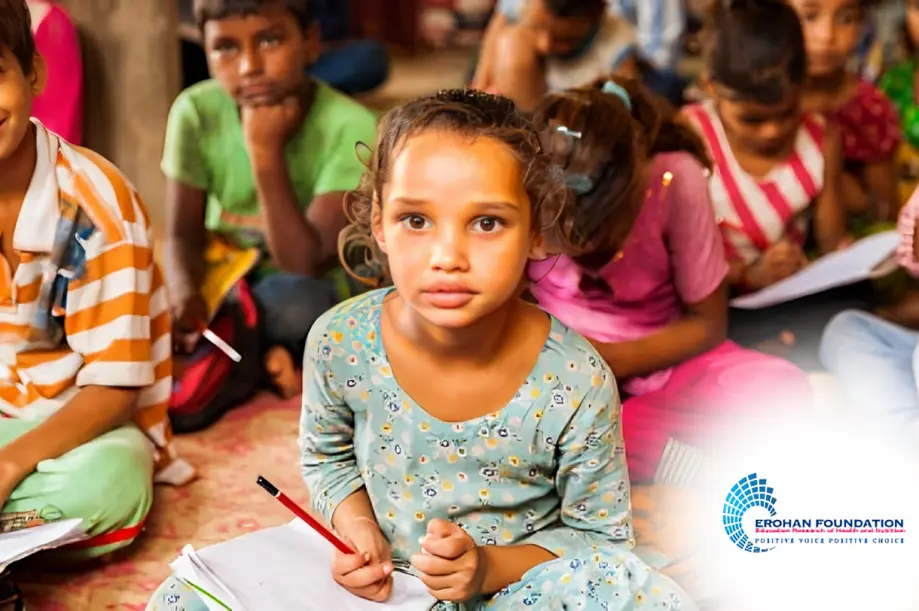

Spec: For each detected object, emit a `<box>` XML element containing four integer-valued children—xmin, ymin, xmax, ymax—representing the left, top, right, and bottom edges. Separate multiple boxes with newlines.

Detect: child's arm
<box><xmin>299</xmin><ymin>323</ymin><xmax>365</xmax><ymax>525</ymax></box>
<box><xmin>592</xmin><ymin>284</ymin><xmax>727</xmax><ymax>380</ymax></box>
<box><xmin>863</xmin><ymin>160</ymin><xmax>899</xmax><ymax>222</ymax></box>
<box><xmin>471</xmin><ymin>8</ymin><xmax>510</xmax><ymax>90</ymax></box>
<box><xmin>897</xmin><ymin>187</ymin><xmax>919</xmax><ymax>277</ymax></box>
<box><xmin>813</xmin><ymin>125</ymin><xmax>849</xmax><ymax>254</ymax></box>
<box><xmin>244</xmin><ymin>101</ymin><xmax>377</xmax><ymax>277</ymax></box>
<box><xmin>515</xmin><ymin>372</ymin><xmax>633</xmax><ymax>561</ymax></box>
<box><xmin>591</xmin><ymin>156</ymin><xmax>728</xmax><ymax>379</ymax></box>
<box><xmin>161</xmin><ymin>91</ymin><xmax>211</xmax><ymax>347</ymax></box>
<box><xmin>0</xmin><ymin>387</ymin><xmax>136</xmax><ymax>503</ymax></box>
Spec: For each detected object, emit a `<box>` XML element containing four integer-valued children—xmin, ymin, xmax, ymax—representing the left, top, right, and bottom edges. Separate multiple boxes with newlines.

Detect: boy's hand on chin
<box><xmin>241</xmin><ymin>96</ymin><xmax>303</xmax><ymax>161</ymax></box>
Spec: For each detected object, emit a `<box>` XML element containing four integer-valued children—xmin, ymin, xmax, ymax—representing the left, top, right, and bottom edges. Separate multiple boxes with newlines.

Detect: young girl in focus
<box><xmin>529</xmin><ymin>78</ymin><xmax>812</xmax><ymax>484</ymax></box>
<box><xmin>146</xmin><ymin>91</ymin><xmax>697</xmax><ymax>610</ymax></box>
<box><xmin>684</xmin><ymin>0</ymin><xmax>853</xmax><ymax>366</ymax></box>
<box><xmin>788</xmin><ymin>0</ymin><xmax>900</xmax><ymax>220</ymax></box>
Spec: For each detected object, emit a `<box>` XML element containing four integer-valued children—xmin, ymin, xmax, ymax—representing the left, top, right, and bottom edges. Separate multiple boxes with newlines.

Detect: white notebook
<box><xmin>170</xmin><ymin>520</ymin><xmax>438</xmax><ymax>611</ymax></box>
<box><xmin>0</xmin><ymin>518</ymin><xmax>85</xmax><ymax>572</ymax></box>
<box><xmin>729</xmin><ymin>231</ymin><xmax>900</xmax><ymax>310</ymax></box>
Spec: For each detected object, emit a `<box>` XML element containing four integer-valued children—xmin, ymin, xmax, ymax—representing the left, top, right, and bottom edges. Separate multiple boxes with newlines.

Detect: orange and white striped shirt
<box><xmin>0</xmin><ymin>121</ymin><xmax>191</xmax><ymax>485</ymax></box>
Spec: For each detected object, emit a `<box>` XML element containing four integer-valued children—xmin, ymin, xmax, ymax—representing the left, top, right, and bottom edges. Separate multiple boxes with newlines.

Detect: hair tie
<box><xmin>601</xmin><ymin>80</ymin><xmax>632</xmax><ymax>111</ymax></box>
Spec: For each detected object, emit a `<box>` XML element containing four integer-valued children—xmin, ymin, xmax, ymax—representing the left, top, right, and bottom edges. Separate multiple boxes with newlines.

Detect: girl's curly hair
<box><xmin>339</xmin><ymin>89</ymin><xmax>581</xmax><ymax>287</ymax></box>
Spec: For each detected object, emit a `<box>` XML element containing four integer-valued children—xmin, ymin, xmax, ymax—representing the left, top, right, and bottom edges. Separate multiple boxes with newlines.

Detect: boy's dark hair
<box><xmin>340</xmin><ymin>89</ymin><xmax>576</xmax><ymax>287</ymax></box>
<box><xmin>543</xmin><ymin>0</ymin><xmax>606</xmax><ymax>19</ymax></box>
<box><xmin>0</xmin><ymin>0</ymin><xmax>35</xmax><ymax>73</ymax></box>
<box><xmin>194</xmin><ymin>0</ymin><xmax>313</xmax><ymax>31</ymax></box>
<box><xmin>533</xmin><ymin>78</ymin><xmax>711</xmax><ymax>263</ymax></box>
<box><xmin>705</xmin><ymin>0</ymin><xmax>806</xmax><ymax>105</ymax></box>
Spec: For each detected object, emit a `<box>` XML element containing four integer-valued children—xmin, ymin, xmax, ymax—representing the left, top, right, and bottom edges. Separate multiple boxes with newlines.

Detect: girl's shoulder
<box><xmin>304</xmin><ymin>288</ymin><xmax>388</xmax><ymax>362</ymax></box>
<box><xmin>541</xmin><ymin>315</ymin><xmax>616</xmax><ymax>393</ymax></box>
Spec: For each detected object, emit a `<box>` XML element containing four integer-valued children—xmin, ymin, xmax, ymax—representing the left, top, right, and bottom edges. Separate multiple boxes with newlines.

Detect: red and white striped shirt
<box><xmin>684</xmin><ymin>101</ymin><xmax>826</xmax><ymax>265</ymax></box>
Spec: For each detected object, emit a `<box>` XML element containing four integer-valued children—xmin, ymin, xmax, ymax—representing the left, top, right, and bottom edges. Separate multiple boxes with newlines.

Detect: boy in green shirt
<box><xmin>163</xmin><ymin>0</ymin><xmax>377</xmax><ymax>397</ymax></box>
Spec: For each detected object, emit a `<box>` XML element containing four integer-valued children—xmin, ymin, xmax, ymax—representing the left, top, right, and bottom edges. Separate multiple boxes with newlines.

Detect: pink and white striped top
<box><xmin>684</xmin><ymin>101</ymin><xmax>826</xmax><ymax>265</ymax></box>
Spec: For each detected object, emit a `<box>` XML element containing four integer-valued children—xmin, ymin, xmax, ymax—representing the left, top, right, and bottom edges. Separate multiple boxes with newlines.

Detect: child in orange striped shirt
<box><xmin>0</xmin><ymin>0</ymin><xmax>191</xmax><ymax>597</ymax></box>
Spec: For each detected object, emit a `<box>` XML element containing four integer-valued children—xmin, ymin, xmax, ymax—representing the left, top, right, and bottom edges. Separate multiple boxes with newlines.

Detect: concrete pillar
<box><xmin>59</xmin><ymin>0</ymin><xmax>182</xmax><ymax>230</ymax></box>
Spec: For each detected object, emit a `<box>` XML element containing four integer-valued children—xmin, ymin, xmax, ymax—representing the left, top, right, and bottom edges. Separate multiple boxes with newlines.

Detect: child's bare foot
<box><xmin>264</xmin><ymin>346</ymin><xmax>300</xmax><ymax>399</ymax></box>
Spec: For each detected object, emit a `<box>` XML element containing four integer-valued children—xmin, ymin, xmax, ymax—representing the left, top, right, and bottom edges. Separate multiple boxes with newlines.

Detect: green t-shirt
<box><xmin>161</xmin><ymin>79</ymin><xmax>378</xmax><ymax>253</ymax></box>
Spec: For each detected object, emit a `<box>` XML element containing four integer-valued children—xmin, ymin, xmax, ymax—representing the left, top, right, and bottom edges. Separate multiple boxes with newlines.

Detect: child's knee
<box><xmin>62</xmin><ymin>426</ymin><xmax>154</xmax><ymax>533</ymax></box>
<box><xmin>820</xmin><ymin>310</ymin><xmax>875</xmax><ymax>368</ymax></box>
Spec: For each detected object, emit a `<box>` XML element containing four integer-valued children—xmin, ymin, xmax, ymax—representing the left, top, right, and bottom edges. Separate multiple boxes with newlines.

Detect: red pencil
<box><xmin>256</xmin><ymin>475</ymin><xmax>355</xmax><ymax>554</ymax></box>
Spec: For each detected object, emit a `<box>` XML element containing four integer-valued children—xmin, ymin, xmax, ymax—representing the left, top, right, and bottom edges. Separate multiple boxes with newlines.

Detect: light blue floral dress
<box><xmin>147</xmin><ymin>289</ymin><xmax>695</xmax><ymax>611</ymax></box>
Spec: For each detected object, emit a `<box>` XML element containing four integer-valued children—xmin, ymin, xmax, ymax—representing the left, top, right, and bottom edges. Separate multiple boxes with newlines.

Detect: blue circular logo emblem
<box><xmin>723</xmin><ymin>473</ymin><xmax>777</xmax><ymax>553</ymax></box>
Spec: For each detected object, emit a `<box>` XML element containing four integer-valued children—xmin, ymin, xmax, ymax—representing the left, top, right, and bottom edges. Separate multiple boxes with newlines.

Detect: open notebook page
<box><xmin>729</xmin><ymin>231</ymin><xmax>900</xmax><ymax>310</ymax></box>
<box><xmin>0</xmin><ymin>518</ymin><xmax>85</xmax><ymax>572</ymax></box>
<box><xmin>172</xmin><ymin>520</ymin><xmax>437</xmax><ymax>611</ymax></box>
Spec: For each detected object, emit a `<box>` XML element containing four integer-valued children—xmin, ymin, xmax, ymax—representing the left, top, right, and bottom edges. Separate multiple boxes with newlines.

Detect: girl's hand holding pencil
<box><xmin>331</xmin><ymin>518</ymin><xmax>395</xmax><ymax>603</ymax></box>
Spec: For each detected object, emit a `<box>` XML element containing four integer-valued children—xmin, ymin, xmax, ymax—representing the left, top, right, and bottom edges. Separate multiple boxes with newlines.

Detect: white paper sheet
<box><xmin>170</xmin><ymin>520</ymin><xmax>436</xmax><ymax>611</ymax></box>
<box><xmin>0</xmin><ymin>518</ymin><xmax>85</xmax><ymax>572</ymax></box>
<box><xmin>729</xmin><ymin>231</ymin><xmax>900</xmax><ymax>310</ymax></box>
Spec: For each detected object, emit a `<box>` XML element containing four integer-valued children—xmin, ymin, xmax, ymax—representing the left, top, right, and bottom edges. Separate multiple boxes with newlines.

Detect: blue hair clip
<box><xmin>601</xmin><ymin>80</ymin><xmax>632</xmax><ymax>111</ymax></box>
<box><xmin>556</xmin><ymin>125</ymin><xmax>582</xmax><ymax>139</ymax></box>
<box><xmin>565</xmin><ymin>172</ymin><xmax>594</xmax><ymax>195</ymax></box>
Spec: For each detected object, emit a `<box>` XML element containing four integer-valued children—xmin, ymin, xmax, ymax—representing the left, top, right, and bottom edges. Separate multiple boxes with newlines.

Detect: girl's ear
<box><xmin>528</xmin><ymin>234</ymin><xmax>549</xmax><ymax>260</ymax></box>
<box><xmin>371</xmin><ymin>195</ymin><xmax>388</xmax><ymax>254</ymax></box>
<box><xmin>30</xmin><ymin>53</ymin><xmax>47</xmax><ymax>97</ymax></box>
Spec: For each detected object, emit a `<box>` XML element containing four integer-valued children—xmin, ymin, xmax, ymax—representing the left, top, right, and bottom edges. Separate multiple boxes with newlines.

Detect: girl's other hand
<box><xmin>171</xmin><ymin>291</ymin><xmax>208</xmax><ymax>354</ymax></box>
<box><xmin>331</xmin><ymin>518</ymin><xmax>394</xmax><ymax>602</ymax></box>
<box><xmin>411</xmin><ymin>519</ymin><xmax>487</xmax><ymax>603</ymax></box>
<box><xmin>748</xmin><ymin>240</ymin><xmax>807</xmax><ymax>288</ymax></box>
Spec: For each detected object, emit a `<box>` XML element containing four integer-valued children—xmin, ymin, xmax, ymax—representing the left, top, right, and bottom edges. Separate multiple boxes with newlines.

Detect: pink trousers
<box><xmin>621</xmin><ymin>341</ymin><xmax>812</xmax><ymax>482</ymax></box>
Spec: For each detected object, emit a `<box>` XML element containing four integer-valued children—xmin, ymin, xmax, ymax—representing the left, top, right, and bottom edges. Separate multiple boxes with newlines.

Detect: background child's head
<box><xmin>521</xmin><ymin>0</ymin><xmax>606</xmax><ymax>58</ymax></box>
<box><xmin>195</xmin><ymin>0</ymin><xmax>317</xmax><ymax>106</ymax></box>
<box><xmin>533</xmin><ymin>78</ymin><xmax>711</xmax><ymax>267</ymax></box>
<box><xmin>341</xmin><ymin>89</ymin><xmax>579</xmax><ymax>328</ymax></box>
<box><xmin>705</xmin><ymin>0</ymin><xmax>807</xmax><ymax>157</ymax></box>
<box><xmin>787</xmin><ymin>0</ymin><xmax>876</xmax><ymax>78</ymax></box>
<box><xmin>0</xmin><ymin>0</ymin><xmax>44</xmax><ymax>161</ymax></box>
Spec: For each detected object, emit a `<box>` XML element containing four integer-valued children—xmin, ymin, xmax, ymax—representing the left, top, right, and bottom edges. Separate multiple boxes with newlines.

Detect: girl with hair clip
<box><xmin>529</xmin><ymin>78</ymin><xmax>812</xmax><ymax>486</ymax></box>
<box><xmin>146</xmin><ymin>90</ymin><xmax>696</xmax><ymax>610</ymax></box>
<box><xmin>787</xmin><ymin>0</ymin><xmax>901</xmax><ymax>221</ymax></box>
<box><xmin>683</xmin><ymin>0</ymin><xmax>858</xmax><ymax>368</ymax></box>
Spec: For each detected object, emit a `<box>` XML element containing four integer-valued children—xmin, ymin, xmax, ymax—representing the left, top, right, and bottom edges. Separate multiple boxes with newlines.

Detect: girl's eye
<box><xmin>401</xmin><ymin>215</ymin><xmax>431</xmax><ymax>230</ymax></box>
<box><xmin>471</xmin><ymin>217</ymin><xmax>503</xmax><ymax>233</ymax></box>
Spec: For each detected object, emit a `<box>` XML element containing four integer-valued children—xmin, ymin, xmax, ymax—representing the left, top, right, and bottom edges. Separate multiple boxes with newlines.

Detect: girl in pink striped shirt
<box><xmin>529</xmin><ymin>78</ymin><xmax>811</xmax><ymax>485</ymax></box>
<box><xmin>683</xmin><ymin>0</ymin><xmax>849</xmax><ymax>295</ymax></box>
<box><xmin>683</xmin><ymin>0</ymin><xmax>859</xmax><ymax>370</ymax></box>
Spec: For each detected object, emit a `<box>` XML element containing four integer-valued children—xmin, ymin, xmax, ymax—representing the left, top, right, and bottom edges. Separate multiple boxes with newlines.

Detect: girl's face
<box><xmin>716</xmin><ymin>88</ymin><xmax>804</xmax><ymax>158</ymax></box>
<box><xmin>907</xmin><ymin>0</ymin><xmax>919</xmax><ymax>54</ymax></box>
<box><xmin>787</xmin><ymin>0</ymin><xmax>862</xmax><ymax>77</ymax></box>
<box><xmin>374</xmin><ymin>130</ymin><xmax>541</xmax><ymax>329</ymax></box>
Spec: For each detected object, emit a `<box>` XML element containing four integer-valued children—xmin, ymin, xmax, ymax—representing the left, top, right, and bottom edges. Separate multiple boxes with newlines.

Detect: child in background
<box><xmin>163</xmin><ymin>0</ymin><xmax>377</xmax><ymax>398</ymax></box>
<box><xmin>25</xmin><ymin>0</ymin><xmax>82</xmax><ymax>144</ymax></box>
<box><xmin>788</xmin><ymin>0</ymin><xmax>900</xmax><ymax>221</ymax></box>
<box><xmin>880</xmin><ymin>0</ymin><xmax>919</xmax><ymax>205</ymax></box>
<box><xmin>683</xmin><ymin>0</ymin><xmax>853</xmax><ymax>367</ymax></box>
<box><xmin>0</xmin><ymin>0</ymin><xmax>189</xmax><ymax>605</ymax></box>
<box><xmin>146</xmin><ymin>90</ymin><xmax>697</xmax><ymax>610</ymax></box>
<box><xmin>471</xmin><ymin>0</ymin><xmax>638</xmax><ymax>111</ymax></box>
<box><xmin>820</xmin><ymin>187</ymin><xmax>919</xmax><ymax>437</ymax></box>
<box><xmin>529</xmin><ymin>79</ymin><xmax>811</xmax><ymax>485</ymax></box>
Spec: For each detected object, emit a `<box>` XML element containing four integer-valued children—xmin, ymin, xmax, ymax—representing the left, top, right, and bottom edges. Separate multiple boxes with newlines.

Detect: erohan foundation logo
<box><xmin>722</xmin><ymin>473</ymin><xmax>907</xmax><ymax>553</ymax></box>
